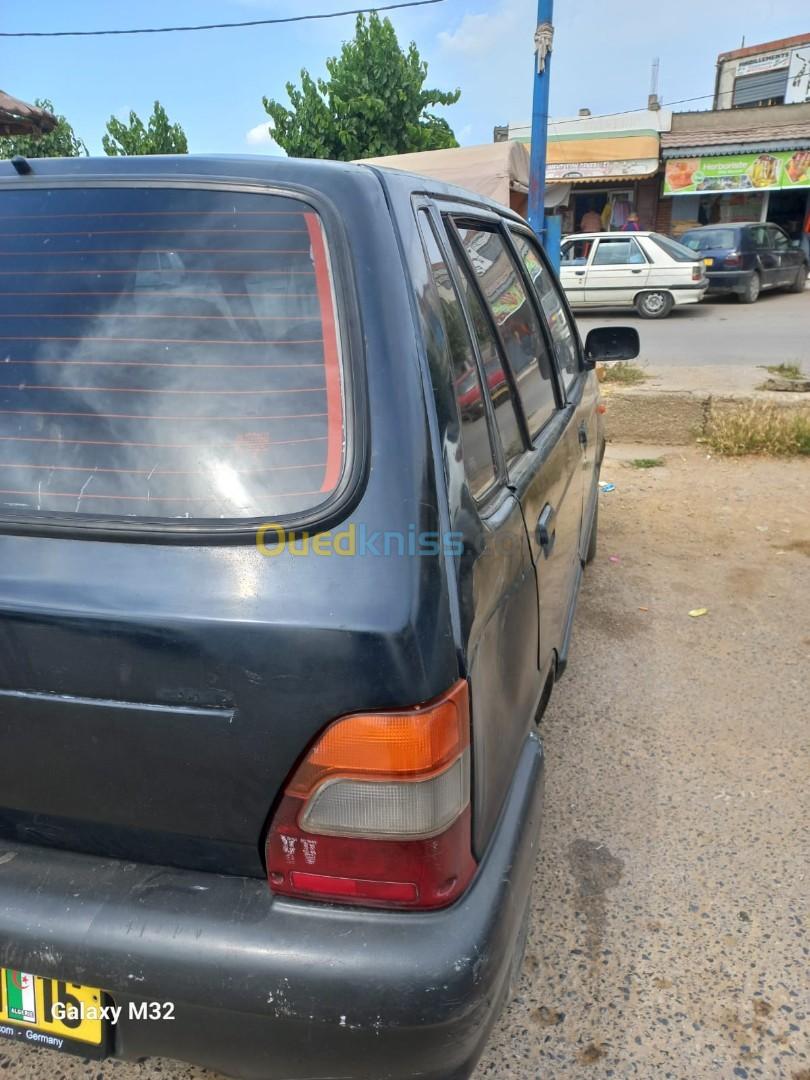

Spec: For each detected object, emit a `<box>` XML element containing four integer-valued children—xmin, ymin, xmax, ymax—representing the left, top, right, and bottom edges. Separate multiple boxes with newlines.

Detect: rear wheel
<box><xmin>635</xmin><ymin>290</ymin><xmax>673</xmax><ymax>319</ymax></box>
<box><xmin>789</xmin><ymin>265</ymin><xmax>808</xmax><ymax>293</ymax></box>
<box><xmin>739</xmin><ymin>271</ymin><xmax>761</xmax><ymax>303</ymax></box>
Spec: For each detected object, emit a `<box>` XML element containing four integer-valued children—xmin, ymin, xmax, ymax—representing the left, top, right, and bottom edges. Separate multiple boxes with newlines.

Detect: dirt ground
<box><xmin>474</xmin><ymin>445</ymin><xmax>810</xmax><ymax>1079</ymax></box>
<box><xmin>3</xmin><ymin>447</ymin><xmax>809</xmax><ymax>1080</ymax></box>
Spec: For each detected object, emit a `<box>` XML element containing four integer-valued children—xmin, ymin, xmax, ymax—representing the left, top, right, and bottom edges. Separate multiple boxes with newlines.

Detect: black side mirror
<box><xmin>583</xmin><ymin>326</ymin><xmax>640</xmax><ymax>367</ymax></box>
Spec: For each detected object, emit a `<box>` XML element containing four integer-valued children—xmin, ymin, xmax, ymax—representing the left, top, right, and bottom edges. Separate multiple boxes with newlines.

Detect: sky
<box><xmin>1</xmin><ymin>0</ymin><xmax>807</xmax><ymax>156</ymax></box>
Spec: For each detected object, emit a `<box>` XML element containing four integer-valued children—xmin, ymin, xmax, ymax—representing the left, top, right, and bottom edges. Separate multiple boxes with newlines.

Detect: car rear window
<box><xmin>650</xmin><ymin>234</ymin><xmax>699</xmax><ymax>262</ymax></box>
<box><xmin>681</xmin><ymin>229</ymin><xmax>737</xmax><ymax>253</ymax></box>
<box><xmin>0</xmin><ymin>185</ymin><xmax>345</xmax><ymax>523</ymax></box>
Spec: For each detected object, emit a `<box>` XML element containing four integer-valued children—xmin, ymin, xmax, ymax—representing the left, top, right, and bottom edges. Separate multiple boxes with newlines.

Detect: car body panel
<box><xmin>680</xmin><ymin>222</ymin><xmax>808</xmax><ymax>295</ymax></box>
<box><xmin>560</xmin><ymin>231</ymin><xmax>706</xmax><ymax>311</ymax></box>
<box><xmin>0</xmin><ymin>153</ymin><xmax>602</xmax><ymax>1079</ymax></box>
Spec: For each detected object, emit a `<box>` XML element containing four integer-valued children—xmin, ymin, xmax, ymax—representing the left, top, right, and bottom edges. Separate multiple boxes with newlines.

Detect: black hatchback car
<box><xmin>680</xmin><ymin>221</ymin><xmax>808</xmax><ymax>302</ymax></box>
<box><xmin>0</xmin><ymin>154</ymin><xmax>636</xmax><ymax>1079</ymax></box>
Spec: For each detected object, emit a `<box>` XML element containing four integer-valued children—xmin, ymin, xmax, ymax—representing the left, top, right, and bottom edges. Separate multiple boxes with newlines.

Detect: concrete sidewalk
<box><xmin>600</xmin><ymin>372</ymin><xmax>809</xmax><ymax>444</ymax></box>
<box><xmin>577</xmin><ymin>286</ymin><xmax>810</xmax><ymax>443</ymax></box>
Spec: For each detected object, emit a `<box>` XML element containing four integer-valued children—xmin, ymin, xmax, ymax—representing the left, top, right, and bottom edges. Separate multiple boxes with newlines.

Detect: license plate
<box><xmin>0</xmin><ymin>969</ymin><xmax>106</xmax><ymax>1058</ymax></box>
<box><xmin>703</xmin><ymin>257</ymin><xmax>714</xmax><ymax>266</ymax></box>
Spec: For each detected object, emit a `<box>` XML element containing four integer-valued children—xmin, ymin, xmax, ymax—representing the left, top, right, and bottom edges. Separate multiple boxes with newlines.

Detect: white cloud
<box><xmin>245</xmin><ymin>122</ymin><xmax>286</xmax><ymax>155</ymax></box>
<box><xmin>438</xmin><ymin>0</ymin><xmax>530</xmax><ymax>57</ymax></box>
<box><xmin>246</xmin><ymin>121</ymin><xmax>272</xmax><ymax>145</ymax></box>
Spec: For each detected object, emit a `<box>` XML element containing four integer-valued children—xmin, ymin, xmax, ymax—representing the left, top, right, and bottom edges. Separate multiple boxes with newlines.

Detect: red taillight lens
<box><xmin>692</xmin><ymin>264</ymin><xmax>702</xmax><ymax>281</ymax></box>
<box><xmin>725</xmin><ymin>251</ymin><xmax>742</xmax><ymax>268</ymax></box>
<box><xmin>265</xmin><ymin>681</ymin><xmax>477</xmax><ymax>910</ymax></box>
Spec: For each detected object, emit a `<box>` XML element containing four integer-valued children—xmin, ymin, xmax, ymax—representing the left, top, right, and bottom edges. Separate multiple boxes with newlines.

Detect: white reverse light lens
<box><xmin>300</xmin><ymin>751</ymin><xmax>470</xmax><ymax>840</ymax></box>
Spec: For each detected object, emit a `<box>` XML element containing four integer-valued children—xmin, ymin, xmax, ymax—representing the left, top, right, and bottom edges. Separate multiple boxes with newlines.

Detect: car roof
<box><xmin>681</xmin><ymin>222</ymin><xmax>763</xmax><ymax>231</ymax></box>
<box><xmin>0</xmin><ymin>152</ymin><xmax>526</xmax><ymax>225</ymax></box>
<box><xmin>564</xmin><ymin>231</ymin><xmax>656</xmax><ymax>240</ymax></box>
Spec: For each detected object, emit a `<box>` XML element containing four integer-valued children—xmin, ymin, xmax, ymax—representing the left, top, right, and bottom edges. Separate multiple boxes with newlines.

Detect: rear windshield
<box><xmin>680</xmin><ymin>229</ymin><xmax>737</xmax><ymax>253</ymax></box>
<box><xmin>650</xmin><ymin>234</ymin><xmax>699</xmax><ymax>262</ymax></box>
<box><xmin>0</xmin><ymin>186</ymin><xmax>345</xmax><ymax>522</ymax></box>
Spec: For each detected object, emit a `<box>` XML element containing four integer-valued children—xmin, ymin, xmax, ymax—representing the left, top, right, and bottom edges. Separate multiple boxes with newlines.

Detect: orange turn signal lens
<box><xmin>286</xmin><ymin>680</ymin><xmax>469</xmax><ymax>797</ymax></box>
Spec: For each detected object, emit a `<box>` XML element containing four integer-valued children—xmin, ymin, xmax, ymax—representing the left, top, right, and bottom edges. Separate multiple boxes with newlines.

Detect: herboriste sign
<box><xmin>664</xmin><ymin>150</ymin><xmax>810</xmax><ymax>194</ymax></box>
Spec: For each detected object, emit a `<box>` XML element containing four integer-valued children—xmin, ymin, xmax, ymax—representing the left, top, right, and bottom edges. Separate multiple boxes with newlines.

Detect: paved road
<box><xmin>2</xmin><ymin>449</ymin><xmax>809</xmax><ymax>1080</ymax></box>
<box><xmin>575</xmin><ymin>285</ymin><xmax>810</xmax><ymax>371</ymax></box>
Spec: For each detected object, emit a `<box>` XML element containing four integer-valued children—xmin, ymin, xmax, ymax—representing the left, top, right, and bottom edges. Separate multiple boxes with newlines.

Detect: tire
<box><xmin>635</xmin><ymin>290</ymin><xmax>673</xmax><ymax>319</ymax></box>
<box><xmin>789</xmin><ymin>265</ymin><xmax>808</xmax><ymax>293</ymax></box>
<box><xmin>738</xmin><ymin>271</ymin><xmax>761</xmax><ymax>303</ymax></box>
<box><xmin>585</xmin><ymin>499</ymin><xmax>598</xmax><ymax>564</ymax></box>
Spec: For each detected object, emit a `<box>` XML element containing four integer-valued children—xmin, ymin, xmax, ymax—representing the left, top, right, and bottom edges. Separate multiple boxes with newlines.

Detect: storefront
<box><xmin>545</xmin><ymin>127</ymin><xmax>663</xmax><ymax>234</ymax></box>
<box><xmin>500</xmin><ymin>109</ymin><xmax>670</xmax><ymax>235</ymax></box>
<box><xmin>660</xmin><ymin>116</ymin><xmax>810</xmax><ymax>243</ymax></box>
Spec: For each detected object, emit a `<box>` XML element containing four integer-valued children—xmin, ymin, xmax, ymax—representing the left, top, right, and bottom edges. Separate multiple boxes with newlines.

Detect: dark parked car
<box><xmin>0</xmin><ymin>154</ymin><xmax>636</xmax><ymax>1080</ymax></box>
<box><xmin>680</xmin><ymin>221</ymin><xmax>808</xmax><ymax>302</ymax></box>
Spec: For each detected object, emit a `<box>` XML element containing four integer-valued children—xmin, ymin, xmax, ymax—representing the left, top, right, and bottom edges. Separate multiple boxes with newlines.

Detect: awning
<box><xmin>544</xmin><ymin>182</ymin><xmax>571</xmax><ymax>208</ymax></box>
<box><xmin>545</xmin><ymin>131</ymin><xmax>660</xmax><ymax>182</ymax></box>
<box><xmin>0</xmin><ymin>90</ymin><xmax>57</xmax><ymax>137</ymax></box>
<box><xmin>359</xmin><ymin>141</ymin><xmax>530</xmax><ymax>208</ymax></box>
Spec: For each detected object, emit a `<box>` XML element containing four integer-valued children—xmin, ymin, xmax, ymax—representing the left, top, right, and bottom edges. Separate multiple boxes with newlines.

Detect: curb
<box><xmin>602</xmin><ymin>389</ymin><xmax>810</xmax><ymax>444</ymax></box>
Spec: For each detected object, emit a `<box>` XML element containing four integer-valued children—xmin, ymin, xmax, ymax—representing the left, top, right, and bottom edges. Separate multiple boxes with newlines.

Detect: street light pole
<box><xmin>528</xmin><ymin>0</ymin><xmax>560</xmax><ymax>271</ymax></box>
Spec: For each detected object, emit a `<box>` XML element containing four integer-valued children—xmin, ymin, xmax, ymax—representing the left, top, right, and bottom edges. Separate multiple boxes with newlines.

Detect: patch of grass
<box><xmin>762</xmin><ymin>362</ymin><xmax>803</xmax><ymax>380</ymax></box>
<box><xmin>599</xmin><ymin>361</ymin><xmax>647</xmax><ymax>386</ymax></box>
<box><xmin>629</xmin><ymin>457</ymin><xmax>665</xmax><ymax>469</ymax></box>
<box><xmin>704</xmin><ymin>404</ymin><xmax>810</xmax><ymax>456</ymax></box>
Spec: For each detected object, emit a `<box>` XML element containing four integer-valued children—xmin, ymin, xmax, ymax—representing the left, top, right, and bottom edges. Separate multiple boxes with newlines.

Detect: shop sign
<box><xmin>664</xmin><ymin>150</ymin><xmax>810</xmax><ymax>195</ymax></box>
<box><xmin>546</xmin><ymin>157</ymin><xmax>658</xmax><ymax>180</ymax></box>
<box><xmin>786</xmin><ymin>47</ymin><xmax>810</xmax><ymax>104</ymax></box>
<box><xmin>736</xmin><ymin>51</ymin><xmax>790</xmax><ymax>75</ymax></box>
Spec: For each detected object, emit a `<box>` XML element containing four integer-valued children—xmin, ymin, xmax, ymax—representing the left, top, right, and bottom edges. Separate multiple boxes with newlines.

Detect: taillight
<box><xmin>724</xmin><ymin>250</ymin><xmax>742</xmax><ymax>268</ymax></box>
<box><xmin>692</xmin><ymin>264</ymin><xmax>702</xmax><ymax>281</ymax></box>
<box><xmin>265</xmin><ymin>681</ymin><xmax>477</xmax><ymax>910</ymax></box>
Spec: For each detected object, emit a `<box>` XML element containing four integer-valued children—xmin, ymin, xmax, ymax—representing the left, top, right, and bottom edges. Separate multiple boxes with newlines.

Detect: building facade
<box><xmin>714</xmin><ymin>33</ymin><xmax>810</xmax><ymax>110</ymax></box>
<box><xmin>499</xmin><ymin>108</ymin><xmax>671</xmax><ymax>235</ymax></box>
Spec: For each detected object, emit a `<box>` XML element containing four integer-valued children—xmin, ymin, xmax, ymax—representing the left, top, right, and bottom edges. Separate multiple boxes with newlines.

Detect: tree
<box><xmin>1</xmin><ymin>99</ymin><xmax>87</xmax><ymax>158</ymax></box>
<box><xmin>102</xmin><ymin>101</ymin><xmax>188</xmax><ymax>156</ymax></box>
<box><xmin>263</xmin><ymin>13</ymin><xmax>460</xmax><ymax>160</ymax></box>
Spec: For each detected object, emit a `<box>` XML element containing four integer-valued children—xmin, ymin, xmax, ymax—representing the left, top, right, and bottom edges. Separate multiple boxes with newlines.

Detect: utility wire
<box><xmin>0</xmin><ymin>0</ymin><xmax>446</xmax><ymax>38</ymax></box>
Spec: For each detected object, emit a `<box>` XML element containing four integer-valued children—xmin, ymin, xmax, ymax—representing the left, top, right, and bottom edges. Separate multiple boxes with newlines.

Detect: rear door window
<box><xmin>592</xmin><ymin>237</ymin><xmax>647</xmax><ymax>265</ymax></box>
<box><xmin>453</xmin><ymin>223</ymin><xmax>557</xmax><ymax>438</ymax></box>
<box><xmin>510</xmin><ymin>230</ymin><xmax>580</xmax><ymax>394</ymax></box>
<box><xmin>443</xmin><ymin>236</ymin><xmax>524</xmax><ymax>469</ymax></box>
<box><xmin>417</xmin><ymin>212</ymin><xmax>496</xmax><ymax>500</ymax></box>
<box><xmin>682</xmin><ymin>229</ymin><xmax>737</xmax><ymax>252</ymax></box>
<box><xmin>0</xmin><ymin>186</ymin><xmax>345</xmax><ymax>522</ymax></box>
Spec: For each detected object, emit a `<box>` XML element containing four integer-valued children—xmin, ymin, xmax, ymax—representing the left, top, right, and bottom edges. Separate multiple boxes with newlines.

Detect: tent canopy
<box><xmin>359</xmin><ymin>141</ymin><xmax>569</xmax><ymax>209</ymax></box>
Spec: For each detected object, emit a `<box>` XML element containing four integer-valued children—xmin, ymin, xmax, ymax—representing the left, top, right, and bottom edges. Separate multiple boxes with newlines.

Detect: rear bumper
<box><xmin>704</xmin><ymin>269</ymin><xmax>752</xmax><ymax>294</ymax></box>
<box><xmin>0</xmin><ymin>734</ymin><xmax>545</xmax><ymax>1080</ymax></box>
<box><xmin>672</xmin><ymin>285</ymin><xmax>706</xmax><ymax>306</ymax></box>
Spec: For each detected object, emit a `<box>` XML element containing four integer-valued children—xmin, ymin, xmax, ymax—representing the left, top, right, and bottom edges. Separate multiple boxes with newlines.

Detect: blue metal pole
<box><xmin>528</xmin><ymin>0</ymin><xmax>557</xmax><ymax>271</ymax></box>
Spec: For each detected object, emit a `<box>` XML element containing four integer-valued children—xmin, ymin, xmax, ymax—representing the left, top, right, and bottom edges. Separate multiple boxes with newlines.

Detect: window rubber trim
<box><xmin>0</xmin><ymin>175</ymin><xmax>368</xmax><ymax>545</ymax></box>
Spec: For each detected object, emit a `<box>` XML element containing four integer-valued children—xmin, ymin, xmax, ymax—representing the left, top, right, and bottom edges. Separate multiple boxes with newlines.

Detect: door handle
<box><xmin>578</xmin><ymin>423</ymin><xmax>588</xmax><ymax>448</ymax></box>
<box><xmin>631</xmin><ymin>269</ymin><xmax>643</xmax><ymax>274</ymax></box>
<box><xmin>574</xmin><ymin>271</ymin><xmax>585</xmax><ymax>277</ymax></box>
<box><xmin>536</xmin><ymin>504</ymin><xmax>557</xmax><ymax>556</ymax></box>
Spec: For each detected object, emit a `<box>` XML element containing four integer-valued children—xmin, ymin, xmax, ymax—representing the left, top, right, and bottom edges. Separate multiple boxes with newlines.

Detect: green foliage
<box><xmin>263</xmin><ymin>13</ymin><xmax>460</xmax><ymax>160</ymax></box>
<box><xmin>102</xmin><ymin>101</ymin><xmax>188</xmax><ymax>156</ymax></box>
<box><xmin>1</xmin><ymin>99</ymin><xmax>86</xmax><ymax>158</ymax></box>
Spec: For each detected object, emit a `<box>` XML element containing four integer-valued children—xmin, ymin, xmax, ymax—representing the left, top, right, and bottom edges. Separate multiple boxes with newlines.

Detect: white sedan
<box><xmin>560</xmin><ymin>231</ymin><xmax>708</xmax><ymax>319</ymax></box>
